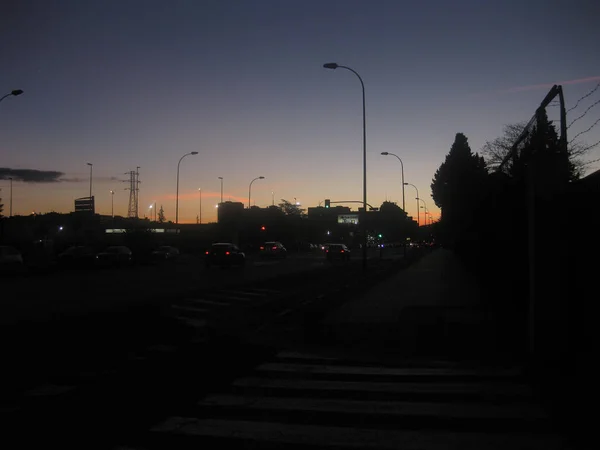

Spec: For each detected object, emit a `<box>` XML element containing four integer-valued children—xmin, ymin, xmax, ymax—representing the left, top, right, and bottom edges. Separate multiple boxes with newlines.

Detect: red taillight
<box><xmin>260</xmin><ymin>246</ymin><xmax>264</xmax><ymax>250</ymax></box>
<box><xmin>326</xmin><ymin>250</ymin><xmax>329</xmax><ymax>253</ymax></box>
<box><xmin>340</xmin><ymin>250</ymin><xmax>344</xmax><ymax>253</ymax></box>
<box><xmin>225</xmin><ymin>251</ymin><xmax>230</xmax><ymax>255</ymax></box>
<box><xmin>272</xmin><ymin>246</ymin><xmax>277</xmax><ymax>250</ymax></box>
<box><xmin>205</xmin><ymin>251</ymin><xmax>209</xmax><ymax>255</ymax></box>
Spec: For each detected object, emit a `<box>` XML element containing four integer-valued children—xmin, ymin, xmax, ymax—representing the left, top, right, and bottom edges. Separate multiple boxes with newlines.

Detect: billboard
<box><xmin>338</xmin><ymin>214</ymin><xmax>359</xmax><ymax>225</ymax></box>
<box><xmin>75</xmin><ymin>196</ymin><xmax>95</xmax><ymax>214</ymax></box>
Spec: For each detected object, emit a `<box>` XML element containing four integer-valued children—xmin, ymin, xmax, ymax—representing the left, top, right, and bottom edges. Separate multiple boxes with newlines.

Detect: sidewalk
<box><xmin>321</xmin><ymin>249</ymin><xmax>512</xmax><ymax>365</ymax></box>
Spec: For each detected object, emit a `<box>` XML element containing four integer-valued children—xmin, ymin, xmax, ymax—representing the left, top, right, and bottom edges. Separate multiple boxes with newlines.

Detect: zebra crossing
<box><xmin>2</xmin><ymin>287</ymin><xmax>283</xmax><ymax>420</ymax></box>
<box><xmin>169</xmin><ymin>286</ymin><xmax>284</xmax><ymax>330</ymax></box>
<box><xmin>119</xmin><ymin>351</ymin><xmax>571</xmax><ymax>449</ymax></box>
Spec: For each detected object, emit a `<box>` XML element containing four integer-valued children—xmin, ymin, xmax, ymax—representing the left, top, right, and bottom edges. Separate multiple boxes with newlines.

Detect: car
<box><xmin>95</xmin><ymin>246</ymin><xmax>133</xmax><ymax>267</ymax></box>
<box><xmin>57</xmin><ymin>245</ymin><xmax>96</xmax><ymax>268</ymax></box>
<box><xmin>259</xmin><ymin>241</ymin><xmax>287</xmax><ymax>258</ymax></box>
<box><xmin>151</xmin><ymin>245</ymin><xmax>180</xmax><ymax>261</ymax></box>
<box><xmin>0</xmin><ymin>245</ymin><xmax>24</xmax><ymax>273</ymax></box>
<box><xmin>325</xmin><ymin>243</ymin><xmax>351</xmax><ymax>261</ymax></box>
<box><xmin>205</xmin><ymin>243</ymin><xmax>245</xmax><ymax>268</ymax></box>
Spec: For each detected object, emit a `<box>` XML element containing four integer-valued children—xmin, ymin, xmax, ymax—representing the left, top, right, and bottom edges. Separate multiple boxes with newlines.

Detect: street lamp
<box><xmin>218</xmin><ymin>177</ymin><xmax>223</xmax><ymax>204</ymax></box>
<box><xmin>404</xmin><ymin>182</ymin><xmax>420</xmax><ymax>226</ymax></box>
<box><xmin>109</xmin><ymin>190</ymin><xmax>114</xmax><ymax>218</ymax></box>
<box><xmin>418</xmin><ymin>198</ymin><xmax>428</xmax><ymax>225</ymax></box>
<box><xmin>323</xmin><ymin>62</ymin><xmax>368</xmax><ymax>270</ymax></box>
<box><xmin>86</xmin><ymin>163</ymin><xmax>93</xmax><ymax>199</ymax></box>
<box><xmin>176</xmin><ymin>151</ymin><xmax>198</xmax><ymax>224</ymax></box>
<box><xmin>198</xmin><ymin>188</ymin><xmax>202</xmax><ymax>224</ymax></box>
<box><xmin>0</xmin><ymin>89</ymin><xmax>23</xmax><ymax>104</ymax></box>
<box><xmin>381</xmin><ymin>152</ymin><xmax>405</xmax><ymax>212</ymax></box>
<box><xmin>248</xmin><ymin>176</ymin><xmax>265</xmax><ymax>208</ymax></box>
<box><xmin>9</xmin><ymin>177</ymin><xmax>13</xmax><ymax>217</ymax></box>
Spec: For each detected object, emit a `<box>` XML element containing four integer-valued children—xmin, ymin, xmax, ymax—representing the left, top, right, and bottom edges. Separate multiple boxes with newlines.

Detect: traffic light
<box><xmin>324</xmin><ymin>199</ymin><xmax>330</xmax><ymax>208</ymax></box>
<box><xmin>378</xmin><ymin>234</ymin><xmax>382</xmax><ymax>238</ymax></box>
<box><xmin>261</xmin><ymin>226</ymin><xmax>266</xmax><ymax>231</ymax></box>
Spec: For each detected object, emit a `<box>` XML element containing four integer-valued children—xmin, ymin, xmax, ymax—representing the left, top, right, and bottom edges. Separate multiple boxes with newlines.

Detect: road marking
<box><xmin>171</xmin><ymin>305</ymin><xmax>209</xmax><ymax>314</ymax></box>
<box><xmin>199</xmin><ymin>394</ymin><xmax>548</xmax><ymax>420</ymax></box>
<box><xmin>25</xmin><ymin>384</ymin><xmax>76</xmax><ymax>397</ymax></box>
<box><xmin>233</xmin><ymin>377</ymin><xmax>534</xmax><ymax>399</ymax></box>
<box><xmin>255</xmin><ymin>363</ymin><xmax>522</xmax><ymax>379</ymax></box>
<box><xmin>220</xmin><ymin>290</ymin><xmax>266</xmax><ymax>297</ymax></box>
<box><xmin>185</xmin><ymin>298</ymin><xmax>230</xmax><ymax>307</ymax></box>
<box><xmin>175</xmin><ymin>317</ymin><xmax>207</xmax><ymax>328</ymax></box>
<box><xmin>151</xmin><ymin>418</ymin><xmax>564</xmax><ymax>449</ymax></box>
<box><xmin>276</xmin><ymin>351</ymin><xmax>338</xmax><ymax>362</ymax></box>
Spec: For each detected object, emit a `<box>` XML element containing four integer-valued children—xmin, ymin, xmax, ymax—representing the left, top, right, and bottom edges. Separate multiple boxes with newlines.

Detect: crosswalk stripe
<box><xmin>256</xmin><ymin>363</ymin><xmax>522</xmax><ymax>379</ymax></box>
<box><xmin>171</xmin><ymin>305</ymin><xmax>208</xmax><ymax>314</ymax></box>
<box><xmin>150</xmin><ymin>417</ymin><xmax>565</xmax><ymax>449</ymax></box>
<box><xmin>232</xmin><ymin>377</ymin><xmax>534</xmax><ymax>399</ymax></box>
<box><xmin>175</xmin><ymin>317</ymin><xmax>207</xmax><ymax>328</ymax></box>
<box><xmin>199</xmin><ymin>394</ymin><xmax>548</xmax><ymax>421</ymax></box>
<box><xmin>275</xmin><ymin>351</ymin><xmax>338</xmax><ymax>362</ymax></box>
<box><xmin>184</xmin><ymin>298</ymin><xmax>230</xmax><ymax>307</ymax></box>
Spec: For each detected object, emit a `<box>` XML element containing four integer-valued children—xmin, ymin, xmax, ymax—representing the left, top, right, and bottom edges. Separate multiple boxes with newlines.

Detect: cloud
<box><xmin>0</xmin><ymin>167</ymin><xmax>65</xmax><ymax>183</ymax></box>
<box><xmin>501</xmin><ymin>76</ymin><xmax>600</xmax><ymax>94</ymax></box>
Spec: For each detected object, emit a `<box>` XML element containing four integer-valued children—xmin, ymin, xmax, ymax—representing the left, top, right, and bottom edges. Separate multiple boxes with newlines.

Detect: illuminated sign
<box><xmin>75</xmin><ymin>196</ymin><xmax>95</xmax><ymax>213</ymax></box>
<box><xmin>337</xmin><ymin>214</ymin><xmax>359</xmax><ymax>225</ymax></box>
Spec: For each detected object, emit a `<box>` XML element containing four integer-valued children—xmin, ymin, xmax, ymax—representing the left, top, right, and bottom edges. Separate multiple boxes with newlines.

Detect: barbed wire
<box><xmin>567</xmin><ymin>97</ymin><xmax>600</xmax><ymax>129</ymax></box>
<box><xmin>566</xmin><ymin>82</ymin><xmax>600</xmax><ymax>114</ymax></box>
<box><xmin>580</xmin><ymin>138</ymin><xmax>600</xmax><ymax>153</ymax></box>
<box><xmin>569</xmin><ymin>117</ymin><xmax>600</xmax><ymax>144</ymax></box>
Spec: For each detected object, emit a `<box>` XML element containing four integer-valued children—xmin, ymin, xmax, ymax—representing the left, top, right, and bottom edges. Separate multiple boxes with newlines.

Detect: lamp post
<box><xmin>404</xmin><ymin>182</ymin><xmax>420</xmax><ymax>226</ymax></box>
<box><xmin>380</xmin><ymin>152</ymin><xmax>405</xmax><ymax>213</ymax></box>
<box><xmin>218</xmin><ymin>177</ymin><xmax>223</xmax><ymax>204</ymax></box>
<box><xmin>248</xmin><ymin>176</ymin><xmax>265</xmax><ymax>208</ymax></box>
<box><xmin>9</xmin><ymin>177</ymin><xmax>13</xmax><ymax>217</ymax></box>
<box><xmin>272</xmin><ymin>191</ymin><xmax>275</xmax><ymax>206</ymax></box>
<box><xmin>418</xmin><ymin>198</ymin><xmax>428</xmax><ymax>225</ymax></box>
<box><xmin>176</xmin><ymin>151</ymin><xmax>198</xmax><ymax>224</ymax></box>
<box><xmin>86</xmin><ymin>163</ymin><xmax>93</xmax><ymax>200</ymax></box>
<box><xmin>323</xmin><ymin>62</ymin><xmax>368</xmax><ymax>270</ymax></box>
<box><xmin>198</xmin><ymin>188</ymin><xmax>202</xmax><ymax>224</ymax></box>
<box><xmin>0</xmin><ymin>89</ymin><xmax>23</xmax><ymax>104</ymax></box>
<box><xmin>109</xmin><ymin>190</ymin><xmax>114</xmax><ymax>217</ymax></box>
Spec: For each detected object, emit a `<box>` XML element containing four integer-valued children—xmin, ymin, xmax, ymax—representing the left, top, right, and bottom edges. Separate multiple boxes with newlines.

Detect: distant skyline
<box><xmin>2</xmin><ymin>0</ymin><xmax>599</xmax><ymax>223</ymax></box>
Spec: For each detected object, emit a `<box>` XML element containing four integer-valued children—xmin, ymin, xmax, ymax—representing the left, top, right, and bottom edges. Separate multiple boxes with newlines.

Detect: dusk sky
<box><xmin>1</xmin><ymin>0</ymin><xmax>599</xmax><ymax>223</ymax></box>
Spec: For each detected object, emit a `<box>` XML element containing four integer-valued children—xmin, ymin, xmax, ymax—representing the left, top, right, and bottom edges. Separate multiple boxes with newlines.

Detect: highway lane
<box><xmin>0</xmin><ymin>252</ymin><xmax>331</xmax><ymax>326</ymax></box>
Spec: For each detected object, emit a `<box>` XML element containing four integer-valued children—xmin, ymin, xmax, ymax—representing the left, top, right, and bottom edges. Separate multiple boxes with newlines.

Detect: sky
<box><xmin>1</xmin><ymin>0</ymin><xmax>599</xmax><ymax>224</ymax></box>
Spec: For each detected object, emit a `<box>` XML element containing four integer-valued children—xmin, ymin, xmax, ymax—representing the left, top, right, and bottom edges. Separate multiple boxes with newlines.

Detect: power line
<box><xmin>569</xmin><ymin>117</ymin><xmax>600</xmax><ymax>144</ymax></box>
<box><xmin>566</xmin><ymin>82</ymin><xmax>600</xmax><ymax>114</ymax></box>
<box><xmin>567</xmin><ymin>97</ymin><xmax>600</xmax><ymax>129</ymax></box>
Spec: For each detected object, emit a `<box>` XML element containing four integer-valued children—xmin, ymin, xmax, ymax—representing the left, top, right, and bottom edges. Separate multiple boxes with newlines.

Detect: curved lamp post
<box><xmin>324</xmin><ymin>62</ymin><xmax>367</xmax><ymax>270</ymax></box>
<box><xmin>176</xmin><ymin>151</ymin><xmax>198</xmax><ymax>224</ymax></box>
<box><xmin>248</xmin><ymin>176</ymin><xmax>265</xmax><ymax>208</ymax></box>
<box><xmin>381</xmin><ymin>152</ymin><xmax>405</xmax><ymax>212</ymax></box>
<box><xmin>0</xmin><ymin>89</ymin><xmax>23</xmax><ymax>104</ymax></box>
<box><xmin>404</xmin><ymin>182</ymin><xmax>420</xmax><ymax>226</ymax></box>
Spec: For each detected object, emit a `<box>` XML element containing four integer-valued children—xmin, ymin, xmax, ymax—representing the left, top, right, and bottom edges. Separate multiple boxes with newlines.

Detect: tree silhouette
<box><xmin>482</xmin><ymin>117</ymin><xmax>587</xmax><ymax>180</ymax></box>
<box><xmin>0</xmin><ymin>196</ymin><xmax>3</xmax><ymax>218</ymax></box>
<box><xmin>431</xmin><ymin>133</ymin><xmax>487</xmax><ymax>213</ymax></box>
<box><xmin>278</xmin><ymin>199</ymin><xmax>305</xmax><ymax>217</ymax></box>
<box><xmin>158</xmin><ymin>205</ymin><xmax>166</xmax><ymax>223</ymax></box>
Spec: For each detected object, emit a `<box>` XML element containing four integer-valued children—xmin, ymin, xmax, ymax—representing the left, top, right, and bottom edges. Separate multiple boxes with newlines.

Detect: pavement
<box><xmin>319</xmin><ymin>248</ymin><xmax>518</xmax><ymax>366</ymax></box>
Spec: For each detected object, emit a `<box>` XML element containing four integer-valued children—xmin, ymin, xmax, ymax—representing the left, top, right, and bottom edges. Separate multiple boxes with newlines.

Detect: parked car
<box><xmin>57</xmin><ymin>245</ymin><xmax>96</xmax><ymax>268</ymax></box>
<box><xmin>95</xmin><ymin>246</ymin><xmax>133</xmax><ymax>266</ymax></box>
<box><xmin>151</xmin><ymin>245</ymin><xmax>180</xmax><ymax>261</ymax></box>
<box><xmin>205</xmin><ymin>243</ymin><xmax>245</xmax><ymax>268</ymax></box>
<box><xmin>259</xmin><ymin>241</ymin><xmax>287</xmax><ymax>258</ymax></box>
<box><xmin>0</xmin><ymin>245</ymin><xmax>24</xmax><ymax>273</ymax></box>
<box><xmin>325</xmin><ymin>243</ymin><xmax>351</xmax><ymax>261</ymax></box>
